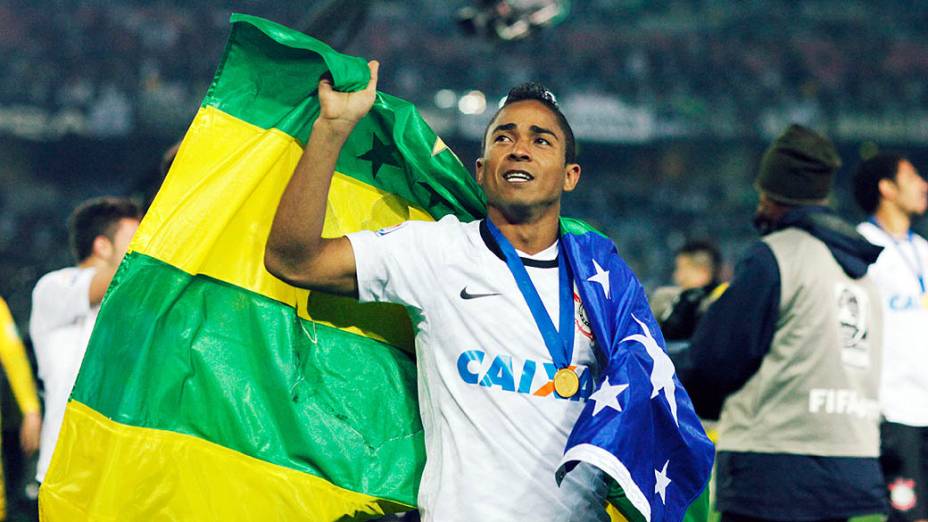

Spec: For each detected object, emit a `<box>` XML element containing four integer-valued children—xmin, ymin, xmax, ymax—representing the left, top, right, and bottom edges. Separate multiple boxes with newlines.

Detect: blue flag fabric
<box><xmin>556</xmin><ymin>225</ymin><xmax>715</xmax><ymax>521</ymax></box>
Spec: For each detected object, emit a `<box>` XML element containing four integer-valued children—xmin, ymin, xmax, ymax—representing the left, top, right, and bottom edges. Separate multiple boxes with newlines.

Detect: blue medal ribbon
<box><xmin>869</xmin><ymin>216</ymin><xmax>926</xmax><ymax>294</ymax></box>
<box><xmin>484</xmin><ymin>218</ymin><xmax>574</xmax><ymax>370</ymax></box>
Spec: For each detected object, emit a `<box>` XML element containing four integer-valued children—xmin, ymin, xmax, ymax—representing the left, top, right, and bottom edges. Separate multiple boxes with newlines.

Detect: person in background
<box><xmin>679</xmin><ymin>124</ymin><xmax>887</xmax><ymax>522</ymax></box>
<box><xmin>854</xmin><ymin>153</ymin><xmax>928</xmax><ymax>522</ymax></box>
<box><xmin>0</xmin><ymin>296</ymin><xmax>40</xmax><ymax>520</ymax></box>
<box><xmin>656</xmin><ymin>240</ymin><xmax>727</xmax><ymax>342</ymax></box>
<box><xmin>29</xmin><ymin>197</ymin><xmax>141</xmax><ymax>484</ymax></box>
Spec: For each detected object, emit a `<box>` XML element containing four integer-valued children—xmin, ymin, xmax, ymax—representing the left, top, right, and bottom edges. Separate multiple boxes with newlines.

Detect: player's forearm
<box><xmin>266</xmin><ymin>120</ymin><xmax>352</xmax><ymax>278</ymax></box>
<box><xmin>266</xmin><ymin>60</ymin><xmax>378</xmax><ymax>288</ymax></box>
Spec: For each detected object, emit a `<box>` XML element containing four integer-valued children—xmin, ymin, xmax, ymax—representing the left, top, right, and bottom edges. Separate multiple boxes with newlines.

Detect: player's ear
<box><xmin>91</xmin><ymin>235</ymin><xmax>114</xmax><ymax>260</ymax></box>
<box><xmin>562</xmin><ymin>163</ymin><xmax>581</xmax><ymax>192</ymax></box>
<box><xmin>877</xmin><ymin>177</ymin><xmax>897</xmax><ymax>201</ymax></box>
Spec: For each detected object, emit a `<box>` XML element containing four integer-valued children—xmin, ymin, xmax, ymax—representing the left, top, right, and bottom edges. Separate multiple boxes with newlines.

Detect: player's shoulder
<box><xmin>856</xmin><ymin>221</ymin><xmax>884</xmax><ymax>243</ymax></box>
<box><xmin>911</xmin><ymin>229</ymin><xmax>928</xmax><ymax>250</ymax></box>
<box><xmin>856</xmin><ymin>221</ymin><xmax>875</xmax><ymax>235</ymax></box>
<box><xmin>367</xmin><ymin>215</ymin><xmax>480</xmax><ymax>259</ymax></box>
<box><xmin>34</xmin><ymin>267</ymin><xmax>77</xmax><ymax>289</ymax></box>
<box><xmin>32</xmin><ymin>267</ymin><xmax>90</xmax><ymax>297</ymax></box>
<box><xmin>429</xmin><ymin>213</ymin><xmax>477</xmax><ymax>233</ymax></box>
<box><xmin>376</xmin><ymin>214</ymin><xmax>467</xmax><ymax>232</ymax></box>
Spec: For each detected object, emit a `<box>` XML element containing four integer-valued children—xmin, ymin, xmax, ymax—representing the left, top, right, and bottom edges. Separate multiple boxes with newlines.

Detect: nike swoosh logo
<box><xmin>460</xmin><ymin>287</ymin><xmax>501</xmax><ymax>300</ymax></box>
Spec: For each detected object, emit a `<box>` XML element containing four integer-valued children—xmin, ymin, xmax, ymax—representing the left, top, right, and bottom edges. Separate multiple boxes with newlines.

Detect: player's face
<box><xmin>476</xmin><ymin>100</ymin><xmax>580</xmax><ymax>221</ymax></box>
<box><xmin>673</xmin><ymin>254</ymin><xmax>711</xmax><ymax>290</ymax></box>
<box><xmin>108</xmin><ymin>218</ymin><xmax>140</xmax><ymax>264</ymax></box>
<box><xmin>891</xmin><ymin>160</ymin><xmax>928</xmax><ymax>216</ymax></box>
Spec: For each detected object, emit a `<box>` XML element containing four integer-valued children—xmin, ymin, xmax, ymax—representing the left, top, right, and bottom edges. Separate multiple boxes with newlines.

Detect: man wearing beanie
<box><xmin>677</xmin><ymin>124</ymin><xmax>888</xmax><ymax>521</ymax></box>
<box><xmin>853</xmin><ymin>153</ymin><xmax>928</xmax><ymax>522</ymax></box>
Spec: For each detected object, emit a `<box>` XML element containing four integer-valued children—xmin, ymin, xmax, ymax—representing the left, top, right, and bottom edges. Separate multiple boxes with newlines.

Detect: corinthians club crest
<box><xmin>889</xmin><ymin>477</ymin><xmax>917</xmax><ymax>512</ymax></box>
<box><xmin>574</xmin><ymin>292</ymin><xmax>593</xmax><ymax>340</ymax></box>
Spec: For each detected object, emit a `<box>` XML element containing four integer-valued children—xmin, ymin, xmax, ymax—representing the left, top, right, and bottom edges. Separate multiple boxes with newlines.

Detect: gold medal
<box><xmin>921</xmin><ymin>293</ymin><xmax>928</xmax><ymax>310</ymax></box>
<box><xmin>553</xmin><ymin>368</ymin><xmax>580</xmax><ymax>398</ymax></box>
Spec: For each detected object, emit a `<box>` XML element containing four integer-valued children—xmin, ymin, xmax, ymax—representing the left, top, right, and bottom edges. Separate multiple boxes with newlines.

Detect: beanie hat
<box><xmin>755</xmin><ymin>124</ymin><xmax>842</xmax><ymax>205</ymax></box>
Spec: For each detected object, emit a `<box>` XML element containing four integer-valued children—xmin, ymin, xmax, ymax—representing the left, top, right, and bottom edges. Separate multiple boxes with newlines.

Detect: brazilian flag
<box><xmin>40</xmin><ymin>14</ymin><xmax>483</xmax><ymax>520</ymax></box>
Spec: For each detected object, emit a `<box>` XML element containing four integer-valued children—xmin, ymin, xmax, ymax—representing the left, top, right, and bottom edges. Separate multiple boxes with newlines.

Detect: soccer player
<box><xmin>854</xmin><ymin>153</ymin><xmax>928</xmax><ymax>522</ymax></box>
<box><xmin>29</xmin><ymin>196</ymin><xmax>141</xmax><ymax>483</ymax></box>
<box><xmin>265</xmin><ymin>62</ymin><xmax>710</xmax><ymax>520</ymax></box>
<box><xmin>266</xmin><ymin>60</ymin><xmax>606</xmax><ymax>520</ymax></box>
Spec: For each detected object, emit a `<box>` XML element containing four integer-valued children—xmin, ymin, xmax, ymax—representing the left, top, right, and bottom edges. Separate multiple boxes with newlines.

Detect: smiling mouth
<box><xmin>503</xmin><ymin>170</ymin><xmax>534</xmax><ymax>183</ymax></box>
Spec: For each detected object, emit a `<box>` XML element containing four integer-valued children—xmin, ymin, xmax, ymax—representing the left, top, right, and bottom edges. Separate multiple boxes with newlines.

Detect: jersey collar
<box><xmin>479</xmin><ymin>219</ymin><xmax>559</xmax><ymax>269</ymax></box>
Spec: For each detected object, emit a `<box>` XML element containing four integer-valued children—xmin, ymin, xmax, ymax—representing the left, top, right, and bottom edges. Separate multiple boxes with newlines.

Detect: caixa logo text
<box><xmin>456</xmin><ymin>350</ymin><xmax>595</xmax><ymax>401</ymax></box>
<box><xmin>889</xmin><ymin>294</ymin><xmax>924</xmax><ymax>311</ymax></box>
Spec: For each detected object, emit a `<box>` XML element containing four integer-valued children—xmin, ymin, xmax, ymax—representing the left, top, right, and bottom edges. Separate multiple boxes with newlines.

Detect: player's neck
<box><xmin>78</xmin><ymin>255</ymin><xmax>109</xmax><ymax>270</ymax></box>
<box><xmin>487</xmin><ymin>206</ymin><xmax>560</xmax><ymax>255</ymax></box>
<box><xmin>874</xmin><ymin>203</ymin><xmax>911</xmax><ymax>238</ymax></box>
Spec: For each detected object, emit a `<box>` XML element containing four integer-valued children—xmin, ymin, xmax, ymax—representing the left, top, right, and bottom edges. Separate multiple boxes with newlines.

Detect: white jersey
<box><xmin>29</xmin><ymin>266</ymin><xmax>100</xmax><ymax>481</ymax></box>
<box><xmin>348</xmin><ymin>216</ymin><xmax>608</xmax><ymax>522</ymax></box>
<box><xmin>858</xmin><ymin>221</ymin><xmax>928</xmax><ymax>426</ymax></box>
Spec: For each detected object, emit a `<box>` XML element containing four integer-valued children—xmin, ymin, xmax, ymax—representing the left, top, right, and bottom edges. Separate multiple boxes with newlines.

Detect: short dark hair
<box><xmin>482</xmin><ymin>82</ymin><xmax>577</xmax><ymax>165</ymax></box>
<box><xmin>68</xmin><ymin>196</ymin><xmax>143</xmax><ymax>262</ymax></box>
<box><xmin>852</xmin><ymin>153</ymin><xmax>907</xmax><ymax>214</ymax></box>
<box><xmin>676</xmin><ymin>240</ymin><xmax>722</xmax><ymax>282</ymax></box>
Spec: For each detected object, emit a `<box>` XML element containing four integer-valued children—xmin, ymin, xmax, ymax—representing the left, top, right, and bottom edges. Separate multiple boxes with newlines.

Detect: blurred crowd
<box><xmin>0</xmin><ymin>1</ymin><xmax>927</xmax><ymax>141</ymax></box>
<box><xmin>1</xmin><ymin>1</ymin><xmax>928</xmax><ymax>520</ymax></box>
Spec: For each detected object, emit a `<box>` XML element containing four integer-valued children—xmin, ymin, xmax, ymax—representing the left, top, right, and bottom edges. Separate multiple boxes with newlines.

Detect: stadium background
<box><xmin>0</xmin><ymin>0</ymin><xmax>926</xmax><ymax>519</ymax></box>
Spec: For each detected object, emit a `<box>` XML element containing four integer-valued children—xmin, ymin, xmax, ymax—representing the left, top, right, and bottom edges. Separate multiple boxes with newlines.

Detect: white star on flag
<box><xmin>587</xmin><ymin>259</ymin><xmax>611</xmax><ymax>299</ymax></box>
<box><xmin>621</xmin><ymin>314</ymin><xmax>679</xmax><ymax>425</ymax></box>
<box><xmin>589</xmin><ymin>377</ymin><xmax>629</xmax><ymax>416</ymax></box>
<box><xmin>654</xmin><ymin>459</ymin><xmax>672</xmax><ymax>504</ymax></box>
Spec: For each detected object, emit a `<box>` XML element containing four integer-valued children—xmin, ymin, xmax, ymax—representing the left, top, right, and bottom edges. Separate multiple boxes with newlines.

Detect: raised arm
<box><xmin>265</xmin><ymin>61</ymin><xmax>380</xmax><ymax>297</ymax></box>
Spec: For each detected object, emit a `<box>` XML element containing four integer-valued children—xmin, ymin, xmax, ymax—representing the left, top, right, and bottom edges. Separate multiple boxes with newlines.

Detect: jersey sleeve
<box><xmin>0</xmin><ymin>297</ymin><xmax>40</xmax><ymax>415</ymax></box>
<box><xmin>346</xmin><ymin>220</ymin><xmax>445</xmax><ymax>310</ymax></box>
<box><xmin>29</xmin><ymin>268</ymin><xmax>95</xmax><ymax>342</ymax></box>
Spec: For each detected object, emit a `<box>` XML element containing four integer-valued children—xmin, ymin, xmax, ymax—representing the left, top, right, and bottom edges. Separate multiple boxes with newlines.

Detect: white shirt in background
<box><xmin>858</xmin><ymin>221</ymin><xmax>928</xmax><ymax>426</ymax></box>
<box><xmin>29</xmin><ymin>266</ymin><xmax>99</xmax><ymax>482</ymax></box>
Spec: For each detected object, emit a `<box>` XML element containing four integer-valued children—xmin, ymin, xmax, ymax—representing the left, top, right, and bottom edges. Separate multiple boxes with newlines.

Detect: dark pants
<box><xmin>880</xmin><ymin>421</ymin><xmax>928</xmax><ymax>522</ymax></box>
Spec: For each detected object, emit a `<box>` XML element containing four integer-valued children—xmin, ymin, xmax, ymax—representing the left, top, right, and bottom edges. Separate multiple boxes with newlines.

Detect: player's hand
<box><xmin>20</xmin><ymin>411</ymin><xmax>41</xmax><ymax>456</ymax></box>
<box><xmin>316</xmin><ymin>60</ymin><xmax>379</xmax><ymax>135</ymax></box>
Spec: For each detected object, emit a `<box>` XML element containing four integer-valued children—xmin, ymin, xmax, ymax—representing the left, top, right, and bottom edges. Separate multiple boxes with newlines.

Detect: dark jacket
<box><xmin>676</xmin><ymin>206</ymin><xmax>887</xmax><ymax>520</ymax></box>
